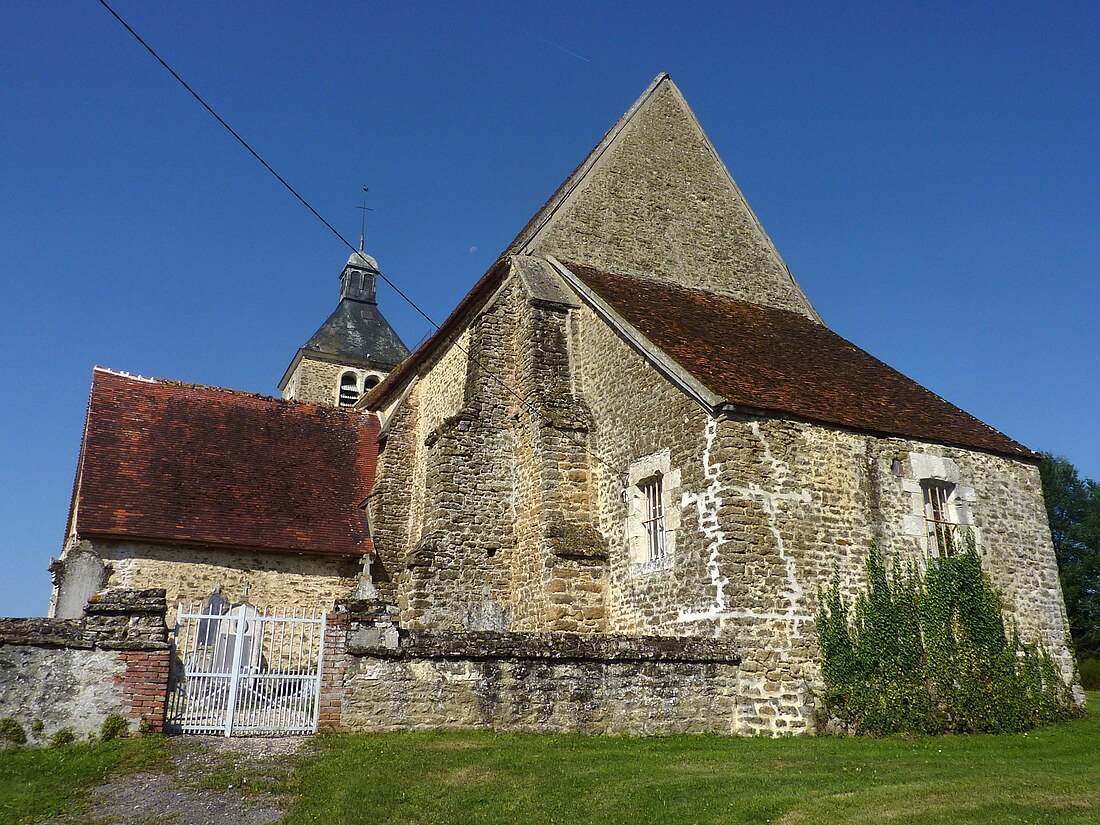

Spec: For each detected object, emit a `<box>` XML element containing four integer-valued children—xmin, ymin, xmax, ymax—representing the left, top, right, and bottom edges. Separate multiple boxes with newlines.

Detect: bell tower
<box><xmin>279</xmin><ymin>251</ymin><xmax>410</xmax><ymax>407</ymax></box>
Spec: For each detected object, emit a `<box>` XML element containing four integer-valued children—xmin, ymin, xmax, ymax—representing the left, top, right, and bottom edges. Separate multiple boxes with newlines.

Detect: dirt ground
<box><xmin>49</xmin><ymin>735</ymin><xmax>306</xmax><ymax>825</ymax></box>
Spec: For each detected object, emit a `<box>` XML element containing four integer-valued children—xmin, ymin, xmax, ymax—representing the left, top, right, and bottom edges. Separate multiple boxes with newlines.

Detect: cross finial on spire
<box><xmin>356</xmin><ymin>185</ymin><xmax>372</xmax><ymax>252</ymax></box>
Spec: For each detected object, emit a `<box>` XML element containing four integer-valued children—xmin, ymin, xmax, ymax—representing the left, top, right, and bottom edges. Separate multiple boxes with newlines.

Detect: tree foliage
<box><xmin>817</xmin><ymin>542</ymin><xmax>1079</xmax><ymax>736</ymax></box>
<box><xmin>1038</xmin><ymin>454</ymin><xmax>1100</xmax><ymax>659</ymax></box>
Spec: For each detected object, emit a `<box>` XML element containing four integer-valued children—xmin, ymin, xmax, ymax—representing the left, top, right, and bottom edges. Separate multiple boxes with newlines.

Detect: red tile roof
<box><xmin>566</xmin><ymin>262</ymin><xmax>1037</xmax><ymax>460</ymax></box>
<box><xmin>74</xmin><ymin>368</ymin><xmax>377</xmax><ymax>556</ymax></box>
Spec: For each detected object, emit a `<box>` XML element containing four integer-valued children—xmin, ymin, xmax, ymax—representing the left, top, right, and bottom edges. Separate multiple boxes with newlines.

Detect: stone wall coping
<box><xmin>85</xmin><ymin>588</ymin><xmax>168</xmax><ymax>615</ymax></box>
<box><xmin>1</xmin><ymin>589</ymin><xmax>169</xmax><ymax>652</ymax></box>
<box><xmin>0</xmin><ymin>618</ymin><xmax>93</xmax><ymax>649</ymax></box>
<box><xmin>347</xmin><ymin>629</ymin><xmax>741</xmax><ymax>664</ymax></box>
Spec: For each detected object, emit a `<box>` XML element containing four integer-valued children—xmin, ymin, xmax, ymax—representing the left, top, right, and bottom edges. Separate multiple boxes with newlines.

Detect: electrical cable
<box><xmin>94</xmin><ymin>0</ymin><xmax>624</xmax><ymax>478</ymax></box>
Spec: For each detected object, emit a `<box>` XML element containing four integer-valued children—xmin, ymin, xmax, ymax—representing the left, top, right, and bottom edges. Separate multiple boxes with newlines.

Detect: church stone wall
<box><xmin>369</xmin><ymin>263</ymin><xmax>1077</xmax><ymax>735</ymax></box>
<box><xmin>73</xmin><ymin>539</ymin><xmax>359</xmax><ymax>620</ymax></box>
<box><xmin>285</xmin><ymin>357</ymin><xmax>345</xmax><ymax>406</ymax></box>
<box><xmin>573</xmin><ymin>279</ymin><xmax>1076</xmax><ymax>733</ymax></box>
<box><xmin>319</xmin><ymin>603</ymin><xmax>742</xmax><ymax>735</ymax></box>
<box><xmin>528</xmin><ymin>82</ymin><xmax>815</xmax><ymax>319</ymax></box>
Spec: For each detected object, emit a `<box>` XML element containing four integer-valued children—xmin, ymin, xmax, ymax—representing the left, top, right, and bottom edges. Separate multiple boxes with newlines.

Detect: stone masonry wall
<box><xmin>527</xmin><ymin>81</ymin><xmax>817</xmax><ymax>320</ymax></box>
<box><xmin>569</xmin><ymin>288</ymin><xmax>1078</xmax><ymax>730</ymax></box>
<box><xmin>371</xmin><ymin>259</ymin><xmax>1077</xmax><ymax>735</ymax></box>
<box><xmin>79</xmin><ymin>539</ymin><xmax>359</xmax><ymax>622</ymax></box>
<box><xmin>319</xmin><ymin>600</ymin><xmax>741</xmax><ymax>735</ymax></box>
<box><xmin>0</xmin><ymin>589</ymin><xmax>170</xmax><ymax>741</ymax></box>
<box><xmin>371</xmin><ymin>265</ymin><xmax>610</xmax><ymax>634</ymax></box>
<box><xmin>284</xmin><ymin>357</ymin><xmax>347</xmax><ymax>406</ymax></box>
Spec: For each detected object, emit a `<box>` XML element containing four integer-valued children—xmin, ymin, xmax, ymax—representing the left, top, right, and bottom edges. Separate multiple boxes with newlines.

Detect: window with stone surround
<box><xmin>922</xmin><ymin>480</ymin><xmax>959</xmax><ymax>557</ymax></box>
<box><xmin>639</xmin><ymin>474</ymin><xmax>667</xmax><ymax>561</ymax></box>
<box><xmin>900</xmin><ymin>452</ymin><xmax>979</xmax><ymax>557</ymax></box>
<box><xmin>626</xmin><ymin>451</ymin><xmax>681</xmax><ymax>569</ymax></box>
<box><xmin>338</xmin><ymin>372</ymin><xmax>359</xmax><ymax>407</ymax></box>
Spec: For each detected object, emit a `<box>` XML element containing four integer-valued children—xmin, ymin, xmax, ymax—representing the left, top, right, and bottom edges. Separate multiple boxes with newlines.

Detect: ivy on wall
<box><xmin>817</xmin><ymin>540</ymin><xmax>1080</xmax><ymax>735</ymax></box>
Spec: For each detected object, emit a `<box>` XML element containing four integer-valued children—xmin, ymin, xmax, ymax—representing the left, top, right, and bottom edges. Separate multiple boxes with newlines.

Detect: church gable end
<box><xmin>512</xmin><ymin>74</ymin><xmax>819</xmax><ymax>320</ymax></box>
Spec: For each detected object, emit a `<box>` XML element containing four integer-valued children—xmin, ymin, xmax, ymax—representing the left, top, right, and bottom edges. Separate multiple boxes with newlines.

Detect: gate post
<box><xmin>84</xmin><ymin>588</ymin><xmax>170</xmax><ymax>733</ymax></box>
<box><xmin>317</xmin><ymin>603</ymin><xmax>348</xmax><ymax>731</ymax></box>
<box><xmin>221</xmin><ymin>607</ymin><xmax>250</xmax><ymax>737</ymax></box>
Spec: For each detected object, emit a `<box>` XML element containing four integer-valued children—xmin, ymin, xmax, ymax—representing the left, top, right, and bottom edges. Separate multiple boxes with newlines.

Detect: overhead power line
<box><xmin>94</xmin><ymin>0</ymin><xmax>623</xmax><ymax>477</ymax></box>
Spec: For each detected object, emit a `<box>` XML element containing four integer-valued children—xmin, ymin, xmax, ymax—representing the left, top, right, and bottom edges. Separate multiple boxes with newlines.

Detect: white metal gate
<box><xmin>165</xmin><ymin>603</ymin><xmax>326</xmax><ymax>736</ymax></box>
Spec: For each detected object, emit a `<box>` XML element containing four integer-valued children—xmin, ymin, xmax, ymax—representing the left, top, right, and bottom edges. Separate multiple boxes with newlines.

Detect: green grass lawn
<box><xmin>0</xmin><ymin>735</ymin><xmax>168</xmax><ymax>824</ymax></box>
<box><xmin>2</xmin><ymin>697</ymin><xmax>1097</xmax><ymax>824</ymax></box>
<box><xmin>285</xmin><ymin>695</ymin><xmax>1100</xmax><ymax>825</ymax></box>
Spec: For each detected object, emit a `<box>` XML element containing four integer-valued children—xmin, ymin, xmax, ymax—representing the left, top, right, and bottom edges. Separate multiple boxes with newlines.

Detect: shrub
<box><xmin>1080</xmin><ymin>658</ymin><xmax>1100</xmax><ymax>691</ymax></box>
<box><xmin>137</xmin><ymin>718</ymin><xmax>158</xmax><ymax>737</ymax></box>
<box><xmin>30</xmin><ymin>719</ymin><xmax>44</xmax><ymax>738</ymax></box>
<box><xmin>818</xmin><ymin>540</ymin><xmax>1081</xmax><ymax>735</ymax></box>
<box><xmin>100</xmin><ymin>714</ymin><xmax>129</xmax><ymax>742</ymax></box>
<box><xmin>0</xmin><ymin>717</ymin><xmax>27</xmax><ymax>746</ymax></box>
<box><xmin>50</xmin><ymin>728</ymin><xmax>76</xmax><ymax>748</ymax></box>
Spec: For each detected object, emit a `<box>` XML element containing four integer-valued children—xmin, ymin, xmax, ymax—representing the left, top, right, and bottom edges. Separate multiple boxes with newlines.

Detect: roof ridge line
<box><xmin>93</xmin><ymin>365</ymin><xmax>371</xmax><ymax>414</ymax></box>
<box><xmin>506</xmin><ymin>73</ymin><xmax>672</xmax><ymax>256</ymax></box>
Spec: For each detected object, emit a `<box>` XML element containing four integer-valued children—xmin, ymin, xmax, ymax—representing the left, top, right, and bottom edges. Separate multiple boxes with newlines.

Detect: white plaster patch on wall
<box><xmin>680</xmin><ymin>419</ymin><xmax>813</xmax><ymax>626</ymax></box>
<box><xmin>741</xmin><ymin>421</ymin><xmax>810</xmax><ymax>619</ymax></box>
<box><xmin>677</xmin><ymin>416</ymin><xmax>729</xmax><ymax>622</ymax></box>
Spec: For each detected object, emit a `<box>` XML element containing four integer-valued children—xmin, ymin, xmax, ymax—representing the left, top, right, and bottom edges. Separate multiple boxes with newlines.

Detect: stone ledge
<box><xmin>0</xmin><ymin>618</ymin><xmax>92</xmax><ymax>649</ymax></box>
<box><xmin>348</xmin><ymin>629</ymin><xmax>741</xmax><ymax>664</ymax></box>
<box><xmin>85</xmin><ymin>588</ymin><xmax>168</xmax><ymax>615</ymax></box>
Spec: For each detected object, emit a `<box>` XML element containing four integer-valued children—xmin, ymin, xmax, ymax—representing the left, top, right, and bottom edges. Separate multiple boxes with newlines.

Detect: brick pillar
<box><xmin>85</xmin><ymin>588</ymin><xmax>171</xmax><ymax>733</ymax></box>
<box><xmin>117</xmin><ymin>649</ymin><xmax>171</xmax><ymax>731</ymax></box>
<box><xmin>318</xmin><ymin>607</ymin><xmax>349</xmax><ymax>731</ymax></box>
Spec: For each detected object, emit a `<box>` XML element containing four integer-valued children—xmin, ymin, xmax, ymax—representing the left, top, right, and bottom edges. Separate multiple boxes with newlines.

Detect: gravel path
<box><xmin>49</xmin><ymin>736</ymin><xmax>306</xmax><ymax>825</ymax></box>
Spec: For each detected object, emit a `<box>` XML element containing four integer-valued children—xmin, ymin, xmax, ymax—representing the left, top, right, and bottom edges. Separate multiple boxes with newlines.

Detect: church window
<box><xmin>363</xmin><ymin>375</ymin><xmax>380</xmax><ymax>392</ymax></box>
<box><xmin>922</xmin><ymin>480</ymin><xmax>958</xmax><ymax>557</ymax></box>
<box><xmin>626</xmin><ymin>450</ymin><xmax>680</xmax><ymax>569</ymax></box>
<box><xmin>338</xmin><ymin>372</ymin><xmax>360</xmax><ymax>407</ymax></box>
<box><xmin>640</xmin><ymin>474</ymin><xmax>667</xmax><ymax>562</ymax></box>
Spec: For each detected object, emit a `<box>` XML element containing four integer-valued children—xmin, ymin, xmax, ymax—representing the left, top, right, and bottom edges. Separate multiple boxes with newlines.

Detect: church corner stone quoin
<box><xmin>51</xmin><ymin>73</ymin><xmax>1079</xmax><ymax>736</ymax></box>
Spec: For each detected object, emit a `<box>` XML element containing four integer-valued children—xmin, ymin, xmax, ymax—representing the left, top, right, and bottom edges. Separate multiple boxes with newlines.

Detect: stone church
<box><xmin>49</xmin><ymin>75</ymin><xmax>1076</xmax><ymax>734</ymax></box>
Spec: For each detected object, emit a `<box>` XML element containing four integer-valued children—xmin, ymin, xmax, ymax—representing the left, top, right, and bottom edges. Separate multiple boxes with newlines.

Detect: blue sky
<box><xmin>2</xmin><ymin>2</ymin><xmax>1098</xmax><ymax>616</ymax></box>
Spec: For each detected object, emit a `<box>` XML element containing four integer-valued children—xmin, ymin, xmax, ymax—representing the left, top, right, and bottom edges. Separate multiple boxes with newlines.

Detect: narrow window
<box><xmin>338</xmin><ymin>372</ymin><xmax>359</xmax><ymax>407</ymax></box>
<box><xmin>922</xmin><ymin>481</ymin><xmax>958</xmax><ymax>557</ymax></box>
<box><xmin>640</xmin><ymin>475</ymin><xmax>666</xmax><ymax>562</ymax></box>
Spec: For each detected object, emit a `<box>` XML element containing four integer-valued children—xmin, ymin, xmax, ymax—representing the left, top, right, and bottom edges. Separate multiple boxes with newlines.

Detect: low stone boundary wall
<box><xmin>0</xmin><ymin>589</ymin><xmax>169</xmax><ymax>742</ymax></box>
<box><xmin>319</xmin><ymin>600</ymin><xmax>743</xmax><ymax>735</ymax></box>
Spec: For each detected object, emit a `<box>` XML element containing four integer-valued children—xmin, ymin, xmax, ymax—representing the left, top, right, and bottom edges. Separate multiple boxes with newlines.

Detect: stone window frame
<box><xmin>625</xmin><ymin>449</ymin><xmax>681</xmax><ymax>572</ymax></box>
<box><xmin>900</xmin><ymin>452</ymin><xmax>979</xmax><ymax>556</ymax></box>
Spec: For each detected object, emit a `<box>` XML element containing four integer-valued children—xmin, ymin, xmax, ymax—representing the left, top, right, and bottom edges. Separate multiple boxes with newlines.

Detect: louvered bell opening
<box><xmin>338</xmin><ymin>373</ymin><xmax>360</xmax><ymax>408</ymax></box>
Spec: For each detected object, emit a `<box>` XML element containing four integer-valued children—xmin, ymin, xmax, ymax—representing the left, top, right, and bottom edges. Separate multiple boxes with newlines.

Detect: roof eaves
<box><xmin>548</xmin><ymin>256</ymin><xmax>726</xmax><ymax>413</ymax></box>
<box><xmin>74</xmin><ymin>528</ymin><xmax>374</xmax><ymax>558</ymax></box>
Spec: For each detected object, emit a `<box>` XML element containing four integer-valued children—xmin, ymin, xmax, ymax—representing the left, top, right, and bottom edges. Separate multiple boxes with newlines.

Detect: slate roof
<box><xmin>73</xmin><ymin>368</ymin><xmax>377</xmax><ymax>556</ymax></box>
<box><xmin>298</xmin><ymin>299</ymin><xmax>410</xmax><ymax>369</ymax></box>
<box><xmin>564</xmin><ymin>262</ymin><xmax>1037</xmax><ymax>460</ymax></box>
<box><xmin>278</xmin><ymin>252</ymin><xmax>411</xmax><ymax>390</ymax></box>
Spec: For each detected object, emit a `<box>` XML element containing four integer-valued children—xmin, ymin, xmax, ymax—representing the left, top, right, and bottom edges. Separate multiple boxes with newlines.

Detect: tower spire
<box><xmin>356</xmin><ymin>185</ymin><xmax>371</xmax><ymax>252</ymax></box>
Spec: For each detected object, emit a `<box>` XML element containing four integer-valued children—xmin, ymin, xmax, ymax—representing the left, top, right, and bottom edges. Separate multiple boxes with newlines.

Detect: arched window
<box><xmin>363</xmin><ymin>375</ymin><xmax>381</xmax><ymax>392</ymax></box>
<box><xmin>338</xmin><ymin>372</ymin><xmax>360</xmax><ymax>407</ymax></box>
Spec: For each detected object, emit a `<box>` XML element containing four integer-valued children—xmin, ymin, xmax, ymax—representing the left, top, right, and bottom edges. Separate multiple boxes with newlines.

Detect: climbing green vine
<box><xmin>817</xmin><ymin>539</ymin><xmax>1080</xmax><ymax>735</ymax></box>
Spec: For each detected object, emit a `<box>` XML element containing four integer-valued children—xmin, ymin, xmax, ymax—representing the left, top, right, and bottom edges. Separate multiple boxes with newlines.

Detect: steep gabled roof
<box><xmin>559</xmin><ymin>261</ymin><xmax>1037</xmax><ymax>460</ymax></box>
<box><xmin>507</xmin><ymin>73</ymin><xmax>820</xmax><ymax>320</ymax></box>
<box><xmin>74</xmin><ymin>368</ymin><xmax>377</xmax><ymax>556</ymax></box>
